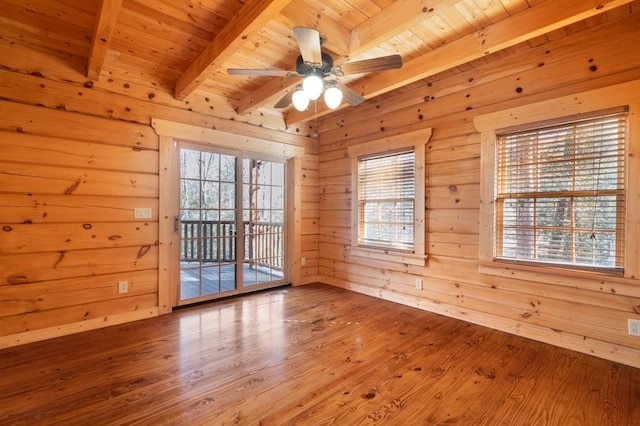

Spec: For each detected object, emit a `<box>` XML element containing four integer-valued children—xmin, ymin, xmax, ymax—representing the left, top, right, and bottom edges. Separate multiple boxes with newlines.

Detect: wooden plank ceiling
<box><xmin>0</xmin><ymin>0</ymin><xmax>634</xmax><ymax>125</ymax></box>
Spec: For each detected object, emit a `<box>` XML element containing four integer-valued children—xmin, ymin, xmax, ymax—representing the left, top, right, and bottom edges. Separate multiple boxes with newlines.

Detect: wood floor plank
<box><xmin>0</xmin><ymin>283</ymin><xmax>638</xmax><ymax>425</ymax></box>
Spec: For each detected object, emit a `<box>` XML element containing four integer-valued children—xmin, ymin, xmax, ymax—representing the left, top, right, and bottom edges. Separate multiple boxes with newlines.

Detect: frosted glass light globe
<box><xmin>303</xmin><ymin>74</ymin><xmax>324</xmax><ymax>100</ymax></box>
<box><xmin>292</xmin><ymin>88</ymin><xmax>309</xmax><ymax>111</ymax></box>
<box><xmin>324</xmin><ymin>86</ymin><xmax>343</xmax><ymax>109</ymax></box>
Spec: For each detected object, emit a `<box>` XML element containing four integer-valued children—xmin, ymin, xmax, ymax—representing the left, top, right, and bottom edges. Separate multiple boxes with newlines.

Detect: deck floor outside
<box><xmin>180</xmin><ymin>262</ymin><xmax>285</xmax><ymax>299</ymax></box>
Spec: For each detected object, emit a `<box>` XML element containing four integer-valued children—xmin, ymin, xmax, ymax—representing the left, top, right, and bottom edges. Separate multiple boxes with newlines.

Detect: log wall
<box><xmin>0</xmin><ymin>104</ymin><xmax>161</xmax><ymax>345</ymax></box>
<box><xmin>0</xmin><ymin>41</ymin><xmax>319</xmax><ymax>347</ymax></box>
<box><xmin>317</xmin><ymin>10</ymin><xmax>640</xmax><ymax>368</ymax></box>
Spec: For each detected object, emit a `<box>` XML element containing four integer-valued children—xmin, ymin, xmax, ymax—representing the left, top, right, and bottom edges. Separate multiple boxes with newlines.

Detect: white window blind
<box><xmin>495</xmin><ymin>109</ymin><xmax>627</xmax><ymax>270</ymax></box>
<box><xmin>358</xmin><ymin>149</ymin><xmax>415</xmax><ymax>251</ymax></box>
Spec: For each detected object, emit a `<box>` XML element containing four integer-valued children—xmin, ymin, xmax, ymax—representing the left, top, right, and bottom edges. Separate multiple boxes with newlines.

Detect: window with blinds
<box><xmin>357</xmin><ymin>149</ymin><xmax>415</xmax><ymax>251</ymax></box>
<box><xmin>495</xmin><ymin>108</ymin><xmax>627</xmax><ymax>271</ymax></box>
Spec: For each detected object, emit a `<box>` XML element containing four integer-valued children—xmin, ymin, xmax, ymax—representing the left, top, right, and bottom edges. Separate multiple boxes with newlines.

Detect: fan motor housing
<box><xmin>296</xmin><ymin>52</ymin><xmax>334</xmax><ymax>76</ymax></box>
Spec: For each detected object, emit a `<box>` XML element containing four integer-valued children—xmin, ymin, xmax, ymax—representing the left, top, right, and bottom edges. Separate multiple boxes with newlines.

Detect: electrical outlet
<box><xmin>118</xmin><ymin>281</ymin><xmax>128</xmax><ymax>294</ymax></box>
<box><xmin>629</xmin><ymin>319</ymin><xmax>640</xmax><ymax>336</ymax></box>
<box><xmin>301</xmin><ymin>257</ymin><xmax>306</xmax><ymax>266</ymax></box>
<box><xmin>415</xmin><ymin>279</ymin><xmax>423</xmax><ymax>290</ymax></box>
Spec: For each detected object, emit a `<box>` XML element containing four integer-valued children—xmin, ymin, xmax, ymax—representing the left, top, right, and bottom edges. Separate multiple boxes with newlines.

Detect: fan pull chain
<box><xmin>313</xmin><ymin>99</ymin><xmax>318</xmax><ymax>138</ymax></box>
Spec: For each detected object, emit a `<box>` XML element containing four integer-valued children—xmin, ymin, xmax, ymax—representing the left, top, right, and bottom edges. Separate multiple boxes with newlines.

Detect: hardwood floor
<box><xmin>1</xmin><ymin>283</ymin><xmax>638</xmax><ymax>425</ymax></box>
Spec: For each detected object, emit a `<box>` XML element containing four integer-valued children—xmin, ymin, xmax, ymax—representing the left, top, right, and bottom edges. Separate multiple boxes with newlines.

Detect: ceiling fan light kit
<box><xmin>291</xmin><ymin>78</ymin><xmax>342</xmax><ymax>111</ymax></box>
<box><xmin>228</xmin><ymin>27</ymin><xmax>403</xmax><ymax>113</ymax></box>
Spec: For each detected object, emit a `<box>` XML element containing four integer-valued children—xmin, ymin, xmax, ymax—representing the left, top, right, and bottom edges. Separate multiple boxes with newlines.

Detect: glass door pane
<box><xmin>242</xmin><ymin>157</ymin><xmax>286</xmax><ymax>287</ymax></box>
<box><xmin>179</xmin><ymin>148</ymin><xmax>237</xmax><ymax>301</ymax></box>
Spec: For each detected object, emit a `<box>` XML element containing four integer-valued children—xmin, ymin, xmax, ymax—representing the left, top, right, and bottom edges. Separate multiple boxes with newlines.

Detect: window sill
<box><xmin>477</xmin><ymin>259</ymin><xmax>638</xmax><ymax>290</ymax></box>
<box><xmin>349</xmin><ymin>246</ymin><xmax>427</xmax><ymax>267</ymax></box>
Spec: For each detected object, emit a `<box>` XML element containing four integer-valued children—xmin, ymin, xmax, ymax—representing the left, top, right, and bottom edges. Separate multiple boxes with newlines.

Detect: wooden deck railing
<box><xmin>180</xmin><ymin>220</ymin><xmax>283</xmax><ymax>270</ymax></box>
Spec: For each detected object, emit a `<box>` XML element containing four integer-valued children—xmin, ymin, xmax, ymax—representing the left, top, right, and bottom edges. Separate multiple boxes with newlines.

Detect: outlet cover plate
<box><xmin>629</xmin><ymin>319</ymin><xmax>640</xmax><ymax>336</ymax></box>
<box><xmin>118</xmin><ymin>281</ymin><xmax>128</xmax><ymax>294</ymax></box>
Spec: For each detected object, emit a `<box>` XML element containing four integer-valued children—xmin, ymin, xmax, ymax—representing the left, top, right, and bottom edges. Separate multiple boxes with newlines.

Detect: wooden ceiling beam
<box><xmin>174</xmin><ymin>0</ymin><xmax>294</xmax><ymax>101</ymax></box>
<box><xmin>285</xmin><ymin>0</ymin><xmax>633</xmax><ymax>125</ymax></box>
<box><xmin>87</xmin><ymin>0</ymin><xmax>123</xmax><ymax>80</ymax></box>
<box><xmin>236</xmin><ymin>77</ymin><xmax>298</xmax><ymax>116</ymax></box>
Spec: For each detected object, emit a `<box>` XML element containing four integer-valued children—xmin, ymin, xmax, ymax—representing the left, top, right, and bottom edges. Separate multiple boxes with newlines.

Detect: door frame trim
<box><xmin>154</xmin><ymin>119</ymin><xmax>305</xmax><ymax>313</ymax></box>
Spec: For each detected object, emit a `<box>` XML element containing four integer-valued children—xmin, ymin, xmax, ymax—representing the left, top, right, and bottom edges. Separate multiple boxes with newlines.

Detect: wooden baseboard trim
<box><xmin>0</xmin><ymin>308</ymin><xmax>158</xmax><ymax>349</ymax></box>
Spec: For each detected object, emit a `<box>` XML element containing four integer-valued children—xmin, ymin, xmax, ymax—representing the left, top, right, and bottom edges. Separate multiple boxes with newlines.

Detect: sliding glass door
<box><xmin>177</xmin><ymin>143</ymin><xmax>287</xmax><ymax>304</ymax></box>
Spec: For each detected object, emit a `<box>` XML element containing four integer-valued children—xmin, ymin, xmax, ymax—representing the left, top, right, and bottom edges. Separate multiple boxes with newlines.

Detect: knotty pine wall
<box><xmin>0</xmin><ymin>43</ymin><xmax>319</xmax><ymax>347</ymax></box>
<box><xmin>317</xmin><ymin>10</ymin><xmax>640</xmax><ymax>368</ymax></box>
<box><xmin>0</xmin><ymin>103</ymin><xmax>161</xmax><ymax>344</ymax></box>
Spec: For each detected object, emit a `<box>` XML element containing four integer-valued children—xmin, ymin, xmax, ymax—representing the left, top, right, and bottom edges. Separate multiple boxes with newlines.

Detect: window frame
<box><xmin>474</xmin><ymin>81</ymin><xmax>640</xmax><ymax>282</ymax></box>
<box><xmin>347</xmin><ymin>128</ymin><xmax>432</xmax><ymax>266</ymax></box>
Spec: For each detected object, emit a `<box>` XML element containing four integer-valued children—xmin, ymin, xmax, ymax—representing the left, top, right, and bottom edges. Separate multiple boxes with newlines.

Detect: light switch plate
<box><xmin>134</xmin><ymin>208</ymin><xmax>152</xmax><ymax>219</ymax></box>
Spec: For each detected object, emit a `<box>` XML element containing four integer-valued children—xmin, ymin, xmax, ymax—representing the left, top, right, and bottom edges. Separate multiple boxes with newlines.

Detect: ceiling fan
<box><xmin>227</xmin><ymin>27</ymin><xmax>403</xmax><ymax>111</ymax></box>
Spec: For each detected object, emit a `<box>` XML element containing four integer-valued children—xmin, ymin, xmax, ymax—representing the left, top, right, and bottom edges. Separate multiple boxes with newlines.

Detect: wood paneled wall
<box><xmin>317</xmin><ymin>11</ymin><xmax>640</xmax><ymax>368</ymax></box>
<box><xmin>0</xmin><ymin>40</ymin><xmax>319</xmax><ymax>347</ymax></box>
<box><xmin>0</xmin><ymin>103</ymin><xmax>160</xmax><ymax>346</ymax></box>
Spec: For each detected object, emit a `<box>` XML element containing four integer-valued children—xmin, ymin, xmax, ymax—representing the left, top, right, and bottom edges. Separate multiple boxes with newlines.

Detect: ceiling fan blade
<box><xmin>293</xmin><ymin>27</ymin><xmax>322</xmax><ymax>65</ymax></box>
<box><xmin>336</xmin><ymin>81</ymin><xmax>364</xmax><ymax>106</ymax></box>
<box><xmin>340</xmin><ymin>54</ymin><xmax>403</xmax><ymax>75</ymax></box>
<box><xmin>274</xmin><ymin>90</ymin><xmax>294</xmax><ymax>109</ymax></box>
<box><xmin>227</xmin><ymin>69</ymin><xmax>295</xmax><ymax>77</ymax></box>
